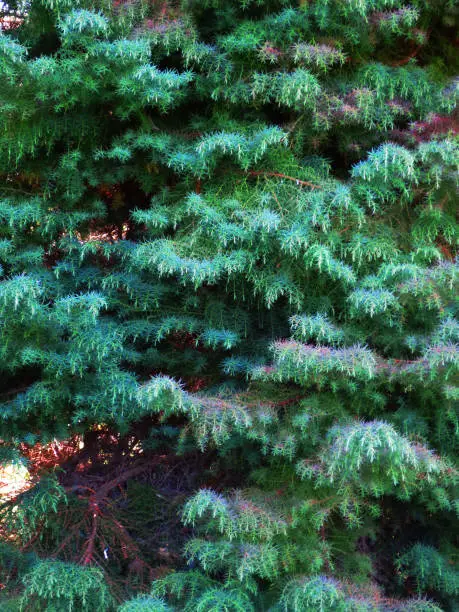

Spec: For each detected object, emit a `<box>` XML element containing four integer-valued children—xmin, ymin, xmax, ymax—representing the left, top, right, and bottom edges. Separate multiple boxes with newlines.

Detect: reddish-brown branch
<box><xmin>391</xmin><ymin>44</ymin><xmax>423</xmax><ymax>66</ymax></box>
<box><xmin>64</xmin><ymin>460</ymin><xmax>157</xmax><ymax>503</ymax></box>
<box><xmin>234</xmin><ymin>394</ymin><xmax>308</xmax><ymax>410</ymax></box>
<box><xmin>65</xmin><ymin>485</ymin><xmax>96</xmax><ymax>495</ymax></box>
<box><xmin>309</xmin><ymin>496</ymin><xmax>336</xmax><ymax>506</ymax></box>
<box><xmin>20</xmin><ymin>526</ymin><xmax>45</xmax><ymax>552</ymax></box>
<box><xmin>82</xmin><ymin>506</ymin><xmax>99</xmax><ymax>565</ymax></box>
<box><xmin>0</xmin><ymin>386</ymin><xmax>30</xmax><ymax>399</ymax></box>
<box><xmin>438</xmin><ymin>242</ymin><xmax>453</xmax><ymax>261</ymax></box>
<box><xmin>94</xmin><ymin>460</ymin><xmax>158</xmax><ymax>503</ymax></box>
<box><xmin>53</xmin><ymin>518</ymin><xmax>86</xmax><ymax>557</ymax></box>
<box><xmin>268</xmin><ymin>395</ymin><xmax>308</xmax><ymax>408</ymax></box>
<box><xmin>245</xmin><ymin>170</ymin><xmax>321</xmax><ymax>189</ymax></box>
<box><xmin>104</xmin><ymin>517</ymin><xmax>141</xmax><ymax>560</ymax></box>
<box><xmin>391</xmin><ymin>30</ymin><xmax>430</xmax><ymax>67</ymax></box>
<box><xmin>58</xmin><ymin>460</ymin><xmax>161</xmax><ymax>565</ymax></box>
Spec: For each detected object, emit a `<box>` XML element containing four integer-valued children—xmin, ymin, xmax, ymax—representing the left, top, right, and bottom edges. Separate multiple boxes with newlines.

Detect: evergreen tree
<box><xmin>0</xmin><ymin>0</ymin><xmax>457</xmax><ymax>610</ymax></box>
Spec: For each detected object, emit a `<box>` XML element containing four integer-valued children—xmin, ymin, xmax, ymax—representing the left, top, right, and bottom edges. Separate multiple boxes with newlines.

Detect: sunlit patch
<box><xmin>0</xmin><ymin>462</ymin><xmax>31</xmax><ymax>499</ymax></box>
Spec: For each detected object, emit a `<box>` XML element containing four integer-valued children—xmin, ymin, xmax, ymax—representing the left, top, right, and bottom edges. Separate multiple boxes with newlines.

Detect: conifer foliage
<box><xmin>0</xmin><ymin>0</ymin><xmax>458</xmax><ymax>610</ymax></box>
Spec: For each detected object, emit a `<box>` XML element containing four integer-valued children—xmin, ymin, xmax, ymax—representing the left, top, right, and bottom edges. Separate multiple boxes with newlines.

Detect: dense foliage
<box><xmin>0</xmin><ymin>0</ymin><xmax>457</xmax><ymax>610</ymax></box>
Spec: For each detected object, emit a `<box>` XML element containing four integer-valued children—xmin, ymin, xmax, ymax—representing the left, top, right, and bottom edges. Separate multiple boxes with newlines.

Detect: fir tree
<box><xmin>0</xmin><ymin>0</ymin><xmax>457</xmax><ymax>610</ymax></box>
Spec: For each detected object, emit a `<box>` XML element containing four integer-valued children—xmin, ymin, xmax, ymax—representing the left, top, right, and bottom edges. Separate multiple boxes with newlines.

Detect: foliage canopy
<box><xmin>0</xmin><ymin>0</ymin><xmax>457</xmax><ymax>610</ymax></box>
